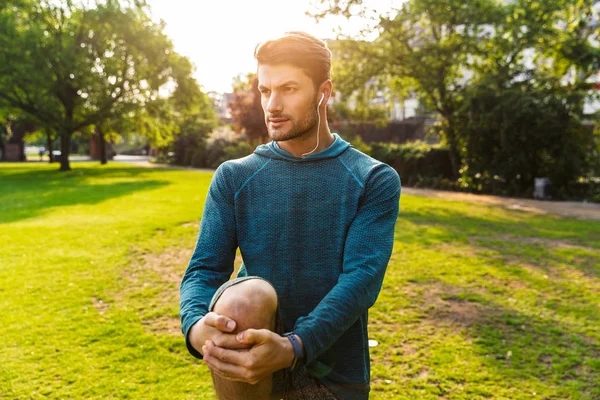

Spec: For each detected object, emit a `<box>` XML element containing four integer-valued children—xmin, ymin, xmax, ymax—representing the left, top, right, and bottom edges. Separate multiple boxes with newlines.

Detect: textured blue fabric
<box><xmin>179</xmin><ymin>133</ymin><xmax>401</xmax><ymax>398</ymax></box>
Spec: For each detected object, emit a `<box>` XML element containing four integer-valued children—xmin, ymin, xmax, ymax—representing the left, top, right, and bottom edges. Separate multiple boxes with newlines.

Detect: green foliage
<box><xmin>371</xmin><ymin>141</ymin><xmax>454</xmax><ymax>187</ymax></box>
<box><xmin>173</xmin><ymin>125</ymin><xmax>252</xmax><ymax>169</ymax></box>
<box><xmin>0</xmin><ymin>112</ymin><xmax>11</xmax><ymax>149</ymax></box>
<box><xmin>347</xmin><ymin>134</ymin><xmax>372</xmax><ymax>155</ymax></box>
<box><xmin>0</xmin><ymin>123</ymin><xmax>6</xmax><ymax>150</ymax></box>
<box><xmin>327</xmin><ymin>39</ymin><xmax>402</xmax><ymax>125</ymax></box>
<box><xmin>231</xmin><ymin>72</ymin><xmax>257</xmax><ymax>92</ymax></box>
<box><xmin>457</xmin><ymin>79</ymin><xmax>598</xmax><ymax>199</ymax></box>
<box><xmin>313</xmin><ymin>0</ymin><xmax>600</xmax><ymax>196</ymax></box>
<box><xmin>112</xmin><ymin>134</ymin><xmax>148</xmax><ymax>155</ymax></box>
<box><xmin>329</xmin><ymin>98</ymin><xmax>389</xmax><ymax>126</ymax></box>
<box><xmin>322</xmin><ymin>0</ymin><xmax>505</xmax><ymax>174</ymax></box>
<box><xmin>203</xmin><ymin>126</ymin><xmax>250</xmax><ymax>168</ymax></box>
<box><xmin>0</xmin><ymin>0</ymin><xmax>215</xmax><ymax>170</ymax></box>
<box><xmin>218</xmin><ymin>142</ymin><xmax>253</xmax><ymax>167</ymax></box>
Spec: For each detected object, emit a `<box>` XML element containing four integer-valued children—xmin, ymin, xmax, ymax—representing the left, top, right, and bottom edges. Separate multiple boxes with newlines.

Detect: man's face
<box><xmin>257</xmin><ymin>63</ymin><xmax>319</xmax><ymax>142</ymax></box>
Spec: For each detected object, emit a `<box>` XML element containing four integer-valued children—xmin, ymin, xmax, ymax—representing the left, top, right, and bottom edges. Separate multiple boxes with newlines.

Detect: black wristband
<box><xmin>283</xmin><ymin>333</ymin><xmax>303</xmax><ymax>370</ymax></box>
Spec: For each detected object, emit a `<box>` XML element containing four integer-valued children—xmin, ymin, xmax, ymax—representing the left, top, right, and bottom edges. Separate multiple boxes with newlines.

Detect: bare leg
<box><xmin>210</xmin><ymin>279</ymin><xmax>279</xmax><ymax>400</ymax></box>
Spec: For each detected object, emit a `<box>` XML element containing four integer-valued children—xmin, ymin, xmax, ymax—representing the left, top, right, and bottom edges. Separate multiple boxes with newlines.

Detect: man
<box><xmin>179</xmin><ymin>31</ymin><xmax>401</xmax><ymax>399</ymax></box>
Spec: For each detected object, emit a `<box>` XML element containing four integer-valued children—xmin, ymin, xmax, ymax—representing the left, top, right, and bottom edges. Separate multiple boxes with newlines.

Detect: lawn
<box><xmin>1</xmin><ymin>162</ymin><xmax>598</xmax><ymax>400</ymax></box>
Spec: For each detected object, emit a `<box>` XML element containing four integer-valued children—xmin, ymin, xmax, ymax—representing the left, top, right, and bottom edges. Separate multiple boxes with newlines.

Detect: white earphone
<box><xmin>302</xmin><ymin>93</ymin><xmax>325</xmax><ymax>158</ymax></box>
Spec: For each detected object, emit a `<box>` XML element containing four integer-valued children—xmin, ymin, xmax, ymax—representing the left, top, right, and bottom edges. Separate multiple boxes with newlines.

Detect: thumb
<box><xmin>236</xmin><ymin>328</ymin><xmax>270</xmax><ymax>345</ymax></box>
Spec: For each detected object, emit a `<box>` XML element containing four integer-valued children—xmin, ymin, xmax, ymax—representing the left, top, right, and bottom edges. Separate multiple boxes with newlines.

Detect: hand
<box><xmin>202</xmin><ymin>329</ymin><xmax>295</xmax><ymax>384</ymax></box>
<box><xmin>188</xmin><ymin>312</ymin><xmax>251</xmax><ymax>355</ymax></box>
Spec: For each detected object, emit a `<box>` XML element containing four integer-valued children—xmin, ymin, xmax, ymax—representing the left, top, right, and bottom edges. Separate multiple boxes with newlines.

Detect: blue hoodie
<box><xmin>180</xmin><ymin>133</ymin><xmax>401</xmax><ymax>399</ymax></box>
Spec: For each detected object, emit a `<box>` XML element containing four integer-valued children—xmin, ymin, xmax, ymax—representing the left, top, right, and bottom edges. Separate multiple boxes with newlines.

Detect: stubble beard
<box><xmin>266</xmin><ymin>99</ymin><xmax>319</xmax><ymax>142</ymax></box>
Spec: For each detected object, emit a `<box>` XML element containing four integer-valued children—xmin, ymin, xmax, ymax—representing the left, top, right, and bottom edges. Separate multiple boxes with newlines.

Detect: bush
<box><xmin>172</xmin><ymin>126</ymin><xmax>252</xmax><ymax>169</ymax></box>
<box><xmin>217</xmin><ymin>142</ymin><xmax>253</xmax><ymax>167</ymax></box>
<box><xmin>203</xmin><ymin>126</ymin><xmax>250</xmax><ymax>168</ymax></box>
<box><xmin>190</xmin><ymin>145</ymin><xmax>207</xmax><ymax>168</ymax></box>
<box><xmin>370</xmin><ymin>141</ymin><xmax>453</xmax><ymax>186</ymax></box>
<box><xmin>555</xmin><ymin>177</ymin><xmax>600</xmax><ymax>203</ymax></box>
<box><xmin>457</xmin><ymin>81</ymin><xmax>598</xmax><ymax>199</ymax></box>
<box><xmin>348</xmin><ymin>134</ymin><xmax>372</xmax><ymax>155</ymax></box>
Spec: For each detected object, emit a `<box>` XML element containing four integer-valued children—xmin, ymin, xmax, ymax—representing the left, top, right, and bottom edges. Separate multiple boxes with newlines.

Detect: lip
<box><xmin>269</xmin><ymin>118</ymin><xmax>289</xmax><ymax>126</ymax></box>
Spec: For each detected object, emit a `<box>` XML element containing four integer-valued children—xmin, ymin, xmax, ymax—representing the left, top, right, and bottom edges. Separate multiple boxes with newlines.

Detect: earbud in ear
<box><xmin>318</xmin><ymin>93</ymin><xmax>325</xmax><ymax>106</ymax></box>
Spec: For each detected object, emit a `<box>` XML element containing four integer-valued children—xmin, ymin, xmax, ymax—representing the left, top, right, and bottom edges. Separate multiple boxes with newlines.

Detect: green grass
<box><xmin>1</xmin><ymin>162</ymin><xmax>598</xmax><ymax>399</ymax></box>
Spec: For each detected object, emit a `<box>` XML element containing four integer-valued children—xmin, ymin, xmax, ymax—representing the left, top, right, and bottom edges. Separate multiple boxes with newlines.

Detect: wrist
<box><xmin>294</xmin><ymin>334</ymin><xmax>305</xmax><ymax>358</ymax></box>
<box><xmin>280</xmin><ymin>335</ymin><xmax>295</xmax><ymax>369</ymax></box>
<box><xmin>282</xmin><ymin>333</ymin><xmax>304</xmax><ymax>370</ymax></box>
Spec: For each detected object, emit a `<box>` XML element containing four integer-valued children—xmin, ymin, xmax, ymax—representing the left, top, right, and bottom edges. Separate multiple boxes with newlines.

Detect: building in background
<box><xmin>208</xmin><ymin>91</ymin><xmax>233</xmax><ymax>124</ymax></box>
<box><xmin>0</xmin><ymin>120</ymin><xmax>32</xmax><ymax>162</ymax></box>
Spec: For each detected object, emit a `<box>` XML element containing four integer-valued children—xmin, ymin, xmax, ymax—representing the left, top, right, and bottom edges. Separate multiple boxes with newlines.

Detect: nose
<box><xmin>266</xmin><ymin>92</ymin><xmax>282</xmax><ymax>115</ymax></box>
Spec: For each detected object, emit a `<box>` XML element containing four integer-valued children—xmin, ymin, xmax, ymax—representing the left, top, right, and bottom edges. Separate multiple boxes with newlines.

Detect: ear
<box><xmin>319</xmin><ymin>79</ymin><xmax>333</xmax><ymax>105</ymax></box>
<box><xmin>318</xmin><ymin>92</ymin><xmax>325</xmax><ymax>106</ymax></box>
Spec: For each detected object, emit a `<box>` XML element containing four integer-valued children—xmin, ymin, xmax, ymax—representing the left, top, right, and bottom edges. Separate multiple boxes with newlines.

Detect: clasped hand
<box><xmin>192</xmin><ymin>312</ymin><xmax>294</xmax><ymax>385</ymax></box>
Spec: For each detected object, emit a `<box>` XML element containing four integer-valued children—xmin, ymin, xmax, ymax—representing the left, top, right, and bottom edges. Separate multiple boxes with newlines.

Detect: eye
<box><xmin>260</xmin><ymin>89</ymin><xmax>270</xmax><ymax>95</ymax></box>
<box><xmin>285</xmin><ymin>87</ymin><xmax>295</xmax><ymax>92</ymax></box>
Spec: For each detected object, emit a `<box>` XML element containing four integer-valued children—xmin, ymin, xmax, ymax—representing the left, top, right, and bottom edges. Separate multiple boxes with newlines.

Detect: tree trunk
<box><xmin>59</xmin><ymin>107</ymin><xmax>74</xmax><ymax>171</ymax></box>
<box><xmin>59</xmin><ymin>131</ymin><xmax>71</xmax><ymax>171</ymax></box>
<box><xmin>97</xmin><ymin>127</ymin><xmax>107</xmax><ymax>165</ymax></box>
<box><xmin>46</xmin><ymin>132</ymin><xmax>54</xmax><ymax>163</ymax></box>
<box><xmin>443</xmin><ymin>117</ymin><xmax>461</xmax><ymax>180</ymax></box>
<box><xmin>448</xmin><ymin>145</ymin><xmax>460</xmax><ymax>180</ymax></box>
<box><xmin>445</xmin><ymin>128</ymin><xmax>460</xmax><ymax>179</ymax></box>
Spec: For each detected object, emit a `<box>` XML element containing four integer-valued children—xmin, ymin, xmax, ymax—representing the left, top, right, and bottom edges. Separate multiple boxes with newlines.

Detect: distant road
<box><xmin>112</xmin><ymin>155</ymin><xmax>151</xmax><ymax>163</ymax></box>
<box><xmin>402</xmin><ymin>187</ymin><xmax>600</xmax><ymax>221</ymax></box>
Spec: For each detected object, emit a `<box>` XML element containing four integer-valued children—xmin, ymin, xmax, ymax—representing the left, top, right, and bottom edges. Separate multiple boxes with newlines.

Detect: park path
<box><xmin>113</xmin><ymin>156</ymin><xmax>600</xmax><ymax>221</ymax></box>
<box><xmin>402</xmin><ymin>187</ymin><xmax>600</xmax><ymax>221</ymax></box>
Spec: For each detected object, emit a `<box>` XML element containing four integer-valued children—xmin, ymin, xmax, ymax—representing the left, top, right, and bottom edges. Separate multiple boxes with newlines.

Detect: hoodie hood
<box><xmin>253</xmin><ymin>133</ymin><xmax>351</xmax><ymax>162</ymax></box>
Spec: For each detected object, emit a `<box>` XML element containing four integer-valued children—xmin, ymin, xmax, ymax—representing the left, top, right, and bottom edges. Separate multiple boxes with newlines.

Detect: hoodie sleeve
<box><xmin>293</xmin><ymin>164</ymin><xmax>401</xmax><ymax>365</ymax></box>
<box><xmin>179</xmin><ymin>163</ymin><xmax>237</xmax><ymax>359</ymax></box>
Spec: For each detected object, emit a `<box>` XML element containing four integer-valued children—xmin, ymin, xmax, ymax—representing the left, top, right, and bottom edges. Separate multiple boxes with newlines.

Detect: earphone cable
<box><xmin>302</xmin><ymin>96</ymin><xmax>322</xmax><ymax>158</ymax></box>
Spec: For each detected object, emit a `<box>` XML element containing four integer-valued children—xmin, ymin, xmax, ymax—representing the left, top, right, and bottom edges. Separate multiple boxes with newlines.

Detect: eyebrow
<box><xmin>258</xmin><ymin>80</ymin><xmax>301</xmax><ymax>91</ymax></box>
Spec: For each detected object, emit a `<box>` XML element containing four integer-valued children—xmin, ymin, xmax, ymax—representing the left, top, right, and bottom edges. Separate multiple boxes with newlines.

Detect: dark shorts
<box><xmin>209</xmin><ymin>276</ymin><xmax>340</xmax><ymax>400</ymax></box>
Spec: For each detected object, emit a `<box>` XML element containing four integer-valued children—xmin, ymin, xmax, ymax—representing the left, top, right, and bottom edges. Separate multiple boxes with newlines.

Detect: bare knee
<box><xmin>213</xmin><ymin>279</ymin><xmax>278</xmax><ymax>332</ymax></box>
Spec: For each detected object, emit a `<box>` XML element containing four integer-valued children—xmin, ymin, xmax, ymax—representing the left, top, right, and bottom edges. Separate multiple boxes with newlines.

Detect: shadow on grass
<box><xmin>382</xmin><ymin>200</ymin><xmax>600</xmax><ymax>396</ymax></box>
<box><xmin>0</xmin><ymin>165</ymin><xmax>172</xmax><ymax>224</ymax></box>
<box><xmin>398</xmin><ymin>207</ymin><xmax>600</xmax><ymax>248</ymax></box>
<box><xmin>394</xmin><ymin>203</ymin><xmax>600</xmax><ymax>328</ymax></box>
<box><xmin>411</xmin><ymin>280</ymin><xmax>600</xmax><ymax>398</ymax></box>
<box><xmin>397</xmin><ymin>206</ymin><xmax>600</xmax><ymax>280</ymax></box>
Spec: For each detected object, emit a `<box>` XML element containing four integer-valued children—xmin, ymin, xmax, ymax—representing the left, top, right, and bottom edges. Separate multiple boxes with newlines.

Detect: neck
<box><xmin>276</xmin><ymin>118</ymin><xmax>333</xmax><ymax>158</ymax></box>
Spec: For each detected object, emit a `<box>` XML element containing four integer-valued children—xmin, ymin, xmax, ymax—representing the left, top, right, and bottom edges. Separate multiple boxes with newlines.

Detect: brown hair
<box><xmin>254</xmin><ymin>31</ymin><xmax>332</xmax><ymax>89</ymax></box>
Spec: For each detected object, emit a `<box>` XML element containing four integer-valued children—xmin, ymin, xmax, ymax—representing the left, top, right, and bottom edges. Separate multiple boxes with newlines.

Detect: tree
<box><xmin>312</xmin><ymin>0</ymin><xmax>504</xmax><ymax>177</ymax></box>
<box><xmin>326</xmin><ymin>38</ymin><xmax>403</xmax><ymax>126</ymax></box>
<box><xmin>311</xmin><ymin>0</ymin><xmax>600</xmax><ymax>196</ymax></box>
<box><xmin>87</xmin><ymin>55</ymin><xmax>217</xmax><ymax>165</ymax></box>
<box><xmin>21</xmin><ymin>125</ymin><xmax>58</xmax><ymax>163</ymax></box>
<box><xmin>0</xmin><ymin>0</ymin><xmax>209</xmax><ymax>170</ymax></box>
<box><xmin>229</xmin><ymin>73</ymin><xmax>268</xmax><ymax>147</ymax></box>
<box><xmin>0</xmin><ymin>117</ymin><xmax>8</xmax><ymax>160</ymax></box>
<box><xmin>456</xmin><ymin>0</ymin><xmax>600</xmax><ymax>196</ymax></box>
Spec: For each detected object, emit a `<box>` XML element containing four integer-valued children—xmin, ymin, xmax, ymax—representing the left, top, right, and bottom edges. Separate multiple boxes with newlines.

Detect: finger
<box><xmin>213</xmin><ymin>333</ymin><xmax>252</xmax><ymax>350</ymax></box>
<box><xmin>236</xmin><ymin>328</ymin><xmax>271</xmax><ymax>345</ymax></box>
<box><xmin>205</xmin><ymin>340</ymin><xmax>252</xmax><ymax>367</ymax></box>
<box><xmin>204</xmin><ymin>357</ymin><xmax>238</xmax><ymax>381</ymax></box>
<box><xmin>203</xmin><ymin>346</ymin><xmax>250</xmax><ymax>382</ymax></box>
<box><xmin>204</xmin><ymin>312</ymin><xmax>236</xmax><ymax>332</ymax></box>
